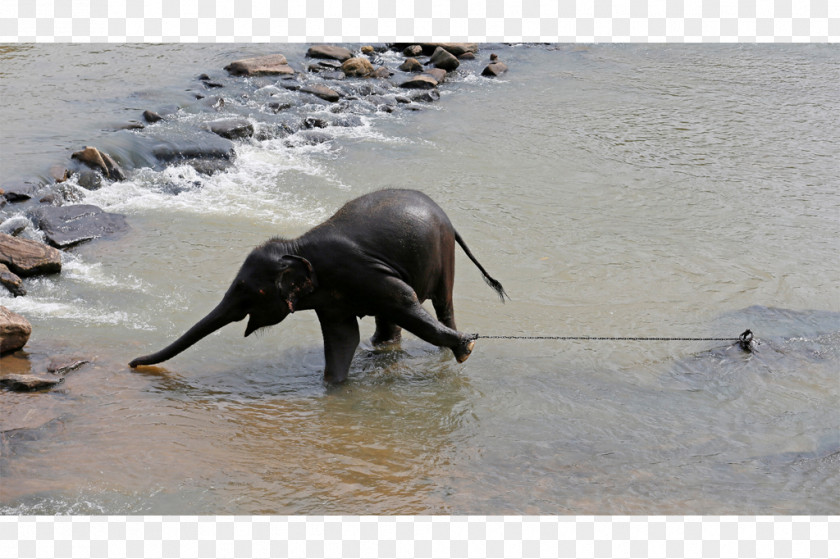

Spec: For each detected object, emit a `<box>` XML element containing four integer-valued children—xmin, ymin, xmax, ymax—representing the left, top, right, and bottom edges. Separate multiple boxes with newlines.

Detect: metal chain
<box><xmin>472</xmin><ymin>329</ymin><xmax>755</xmax><ymax>350</ymax></box>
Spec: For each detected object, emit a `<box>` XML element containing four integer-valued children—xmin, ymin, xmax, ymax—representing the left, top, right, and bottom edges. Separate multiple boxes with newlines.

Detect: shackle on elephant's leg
<box><xmin>738</xmin><ymin>329</ymin><xmax>755</xmax><ymax>352</ymax></box>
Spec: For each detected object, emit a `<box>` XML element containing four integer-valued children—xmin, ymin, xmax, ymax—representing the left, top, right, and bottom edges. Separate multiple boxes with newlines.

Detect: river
<box><xmin>1</xmin><ymin>44</ymin><xmax>838</xmax><ymax>514</ymax></box>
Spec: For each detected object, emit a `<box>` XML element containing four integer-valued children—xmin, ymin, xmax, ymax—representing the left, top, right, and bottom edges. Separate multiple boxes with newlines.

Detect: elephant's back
<box><xmin>330</xmin><ymin>189</ymin><xmax>454</xmax><ymax>241</ymax></box>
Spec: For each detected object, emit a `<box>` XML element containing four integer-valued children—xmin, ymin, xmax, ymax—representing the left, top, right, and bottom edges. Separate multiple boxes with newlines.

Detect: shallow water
<box><xmin>1</xmin><ymin>44</ymin><xmax>838</xmax><ymax>514</ymax></box>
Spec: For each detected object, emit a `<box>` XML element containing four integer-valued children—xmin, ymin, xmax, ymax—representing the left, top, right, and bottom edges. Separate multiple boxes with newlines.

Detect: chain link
<box><xmin>473</xmin><ymin>330</ymin><xmax>755</xmax><ymax>350</ymax></box>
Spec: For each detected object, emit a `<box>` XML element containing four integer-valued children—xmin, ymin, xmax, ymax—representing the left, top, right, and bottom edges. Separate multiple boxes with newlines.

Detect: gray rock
<box><xmin>0</xmin><ymin>233</ymin><xmax>62</xmax><ymax>276</ymax></box>
<box><xmin>306</xmin><ymin>45</ymin><xmax>353</xmax><ymax>62</ymax></box>
<box><xmin>0</xmin><ymin>181</ymin><xmax>39</xmax><ymax>202</ymax></box>
<box><xmin>410</xmin><ymin>89</ymin><xmax>441</xmax><ymax>103</ymax></box>
<box><xmin>224</xmin><ymin>54</ymin><xmax>294</xmax><ymax>76</ymax></box>
<box><xmin>429</xmin><ymin>47</ymin><xmax>460</xmax><ymax>72</ymax></box>
<box><xmin>0</xmin><ymin>263</ymin><xmax>25</xmax><ymax>297</ymax></box>
<box><xmin>300</xmin><ymin>84</ymin><xmax>341</xmax><ymax>103</ymax></box>
<box><xmin>0</xmin><ymin>306</ymin><xmax>31</xmax><ymax>354</ymax></box>
<box><xmin>399</xmin><ymin>75</ymin><xmax>438</xmax><ymax>90</ymax></box>
<box><xmin>28</xmin><ymin>205</ymin><xmax>129</xmax><ymax>248</ymax></box>
<box><xmin>183</xmin><ymin>158</ymin><xmax>233</xmax><ymax>176</ymax></box>
<box><xmin>143</xmin><ymin>110</ymin><xmax>163</xmax><ymax>123</ymax></box>
<box><xmin>206</xmin><ymin>118</ymin><xmax>255</xmax><ymax>140</ymax></box>
<box><xmin>77</xmin><ymin>169</ymin><xmax>103</xmax><ymax>190</ymax></box>
<box><xmin>70</xmin><ymin>146</ymin><xmax>125</xmax><ymax>181</ymax></box>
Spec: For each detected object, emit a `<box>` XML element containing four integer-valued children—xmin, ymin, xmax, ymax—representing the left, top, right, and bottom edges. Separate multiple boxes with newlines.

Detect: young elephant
<box><xmin>129</xmin><ymin>188</ymin><xmax>507</xmax><ymax>383</ymax></box>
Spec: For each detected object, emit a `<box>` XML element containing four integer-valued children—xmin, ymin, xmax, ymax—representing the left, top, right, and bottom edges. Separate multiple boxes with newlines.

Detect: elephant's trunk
<box><xmin>129</xmin><ymin>300</ymin><xmax>243</xmax><ymax>368</ymax></box>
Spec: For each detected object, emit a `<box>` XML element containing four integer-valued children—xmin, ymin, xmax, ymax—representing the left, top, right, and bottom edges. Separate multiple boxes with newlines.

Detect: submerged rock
<box><xmin>306</xmin><ymin>45</ymin><xmax>353</xmax><ymax>62</ymax></box>
<box><xmin>0</xmin><ymin>216</ymin><xmax>31</xmax><ymax>236</ymax></box>
<box><xmin>300</xmin><ymin>84</ymin><xmax>341</xmax><ymax>103</ymax></box>
<box><xmin>0</xmin><ymin>373</ymin><xmax>61</xmax><ymax>391</ymax></box>
<box><xmin>143</xmin><ymin>110</ymin><xmax>163</xmax><ymax>123</ymax></box>
<box><xmin>27</xmin><ymin>205</ymin><xmax>129</xmax><ymax>248</ymax></box>
<box><xmin>395</xmin><ymin>43</ymin><xmax>478</xmax><ymax>57</ymax></box>
<box><xmin>482</xmin><ymin>55</ymin><xmax>509</xmax><ymax>77</ymax></box>
<box><xmin>0</xmin><ymin>233</ymin><xmax>62</xmax><ymax>276</ymax></box>
<box><xmin>47</xmin><ymin>356</ymin><xmax>91</xmax><ymax>375</ymax></box>
<box><xmin>0</xmin><ymin>306</ymin><xmax>31</xmax><ymax>354</ymax></box>
<box><xmin>224</xmin><ymin>54</ymin><xmax>294</xmax><ymax>76</ymax></box>
<box><xmin>0</xmin><ymin>181</ymin><xmax>39</xmax><ymax>203</ymax></box>
<box><xmin>0</xmin><ymin>264</ymin><xmax>25</xmax><ymax>297</ymax></box>
<box><xmin>429</xmin><ymin>46</ymin><xmax>460</xmax><ymax>72</ymax></box>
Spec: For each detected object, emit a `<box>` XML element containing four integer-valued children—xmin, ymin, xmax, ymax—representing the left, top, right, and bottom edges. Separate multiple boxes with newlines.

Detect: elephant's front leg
<box><xmin>316</xmin><ymin>311</ymin><xmax>360</xmax><ymax>384</ymax></box>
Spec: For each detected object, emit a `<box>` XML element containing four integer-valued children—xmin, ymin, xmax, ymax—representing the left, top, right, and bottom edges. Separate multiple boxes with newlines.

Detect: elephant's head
<box><xmin>129</xmin><ymin>246</ymin><xmax>316</xmax><ymax>368</ymax></box>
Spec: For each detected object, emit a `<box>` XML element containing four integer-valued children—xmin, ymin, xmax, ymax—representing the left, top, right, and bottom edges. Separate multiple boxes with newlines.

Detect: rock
<box><xmin>482</xmin><ymin>61</ymin><xmax>509</xmax><ymax>77</ymax></box>
<box><xmin>206</xmin><ymin>118</ymin><xmax>255</xmax><ymax>140</ymax></box>
<box><xmin>399</xmin><ymin>58</ymin><xmax>423</xmax><ymax>72</ymax></box>
<box><xmin>286</xmin><ymin>131</ymin><xmax>332</xmax><ymax>147</ymax></box>
<box><xmin>224</xmin><ymin>54</ymin><xmax>294</xmax><ymax>76</ymax></box>
<box><xmin>361</xmin><ymin>45</ymin><xmax>375</xmax><ymax>55</ymax></box>
<box><xmin>0</xmin><ymin>306</ymin><xmax>31</xmax><ymax>354</ymax></box>
<box><xmin>0</xmin><ymin>264</ymin><xmax>25</xmax><ymax>297</ymax></box>
<box><xmin>395</xmin><ymin>43</ymin><xmax>478</xmax><ymax>57</ymax></box>
<box><xmin>423</xmin><ymin>68</ymin><xmax>447</xmax><ymax>84</ymax></box>
<box><xmin>300</xmin><ymin>84</ymin><xmax>341</xmax><ymax>103</ymax></box>
<box><xmin>458</xmin><ymin>52</ymin><xmax>476</xmax><ymax>60</ymax></box>
<box><xmin>148</xmin><ymin>131</ymin><xmax>236</xmax><ymax>164</ymax></box>
<box><xmin>304</xmin><ymin>117</ymin><xmax>329</xmax><ymax>129</ymax></box>
<box><xmin>0</xmin><ymin>216</ymin><xmax>31</xmax><ymax>237</ymax></box>
<box><xmin>429</xmin><ymin>46</ymin><xmax>460</xmax><ymax>72</ymax></box>
<box><xmin>203</xmin><ymin>81</ymin><xmax>224</xmax><ymax>89</ymax></box>
<box><xmin>410</xmin><ymin>89</ymin><xmax>441</xmax><ymax>103</ymax></box>
<box><xmin>306</xmin><ymin>45</ymin><xmax>353</xmax><ymax>62</ymax></box>
<box><xmin>372</xmin><ymin>67</ymin><xmax>392</xmax><ymax>79</ymax></box>
<box><xmin>320</xmin><ymin>71</ymin><xmax>346</xmax><ymax>81</ymax></box>
<box><xmin>116</xmin><ymin>121</ymin><xmax>145</xmax><ymax>131</ymax></box>
<box><xmin>341</xmin><ymin>57</ymin><xmax>374</xmax><ymax>77</ymax></box>
<box><xmin>0</xmin><ymin>181</ymin><xmax>39</xmax><ymax>202</ymax></box>
<box><xmin>0</xmin><ymin>233</ymin><xmax>62</xmax><ymax>276</ymax></box>
<box><xmin>0</xmin><ymin>373</ymin><xmax>61</xmax><ymax>391</ymax></box>
<box><xmin>143</xmin><ymin>110</ymin><xmax>163</xmax><ymax>123</ymax></box>
<box><xmin>403</xmin><ymin>45</ymin><xmax>423</xmax><ymax>57</ymax></box>
<box><xmin>308</xmin><ymin>59</ymin><xmax>342</xmax><ymax>72</ymax></box>
<box><xmin>47</xmin><ymin>356</ymin><xmax>90</xmax><ymax>376</ymax></box>
<box><xmin>70</xmin><ymin>146</ymin><xmax>125</xmax><ymax>181</ymax></box>
<box><xmin>399</xmin><ymin>75</ymin><xmax>438</xmax><ymax>90</ymax></box>
<box><xmin>198</xmin><ymin>95</ymin><xmax>225</xmax><ymax>111</ymax></box>
<box><xmin>49</xmin><ymin>164</ymin><xmax>70</xmax><ymax>183</ymax></box>
<box><xmin>27</xmin><ymin>205</ymin><xmax>129</xmax><ymax>248</ymax></box>
<box><xmin>76</xmin><ymin>169</ymin><xmax>103</xmax><ymax>190</ymax></box>
<box><xmin>183</xmin><ymin>158</ymin><xmax>233</xmax><ymax>176</ymax></box>
<box><xmin>267</xmin><ymin>101</ymin><xmax>293</xmax><ymax>113</ymax></box>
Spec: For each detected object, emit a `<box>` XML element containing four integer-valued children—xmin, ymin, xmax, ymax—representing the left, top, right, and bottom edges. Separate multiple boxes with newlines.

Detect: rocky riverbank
<box><xmin>0</xmin><ymin>43</ymin><xmax>510</xmax><ymax>390</ymax></box>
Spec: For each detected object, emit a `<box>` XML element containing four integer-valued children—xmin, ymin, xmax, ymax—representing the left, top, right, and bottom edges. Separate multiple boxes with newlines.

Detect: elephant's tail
<box><xmin>454</xmin><ymin>231</ymin><xmax>508</xmax><ymax>302</ymax></box>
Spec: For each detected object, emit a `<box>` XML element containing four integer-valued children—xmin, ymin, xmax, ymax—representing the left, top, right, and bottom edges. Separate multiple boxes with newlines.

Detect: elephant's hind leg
<box><xmin>371</xmin><ymin>316</ymin><xmax>402</xmax><ymax>348</ymax></box>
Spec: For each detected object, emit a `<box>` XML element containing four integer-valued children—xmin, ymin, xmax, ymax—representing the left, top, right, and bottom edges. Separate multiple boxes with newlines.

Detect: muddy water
<box><xmin>1</xmin><ymin>44</ymin><xmax>838</xmax><ymax>514</ymax></box>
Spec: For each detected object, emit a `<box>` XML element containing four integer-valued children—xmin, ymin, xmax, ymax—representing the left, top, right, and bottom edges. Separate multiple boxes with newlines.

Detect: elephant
<box><xmin>129</xmin><ymin>188</ymin><xmax>507</xmax><ymax>383</ymax></box>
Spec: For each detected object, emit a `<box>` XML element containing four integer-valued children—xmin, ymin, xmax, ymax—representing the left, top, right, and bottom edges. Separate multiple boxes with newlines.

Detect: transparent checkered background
<box><xmin>1</xmin><ymin>516</ymin><xmax>838</xmax><ymax>559</ymax></box>
<box><xmin>0</xmin><ymin>0</ymin><xmax>837</xmax><ymax>41</ymax></box>
<box><xmin>1</xmin><ymin>1</ymin><xmax>837</xmax><ymax>557</ymax></box>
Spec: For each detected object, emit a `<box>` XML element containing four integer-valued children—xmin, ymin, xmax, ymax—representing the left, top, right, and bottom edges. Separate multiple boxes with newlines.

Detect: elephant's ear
<box><xmin>276</xmin><ymin>255</ymin><xmax>317</xmax><ymax>313</ymax></box>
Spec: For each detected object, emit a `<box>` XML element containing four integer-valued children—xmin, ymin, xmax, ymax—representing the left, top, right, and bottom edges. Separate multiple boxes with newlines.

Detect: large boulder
<box><xmin>306</xmin><ymin>45</ymin><xmax>353</xmax><ymax>62</ymax></box>
<box><xmin>224</xmin><ymin>54</ymin><xmax>294</xmax><ymax>76</ymax></box>
<box><xmin>429</xmin><ymin>47</ymin><xmax>460</xmax><ymax>72</ymax></box>
<box><xmin>27</xmin><ymin>205</ymin><xmax>129</xmax><ymax>248</ymax></box>
<box><xmin>300</xmin><ymin>84</ymin><xmax>341</xmax><ymax>103</ymax></box>
<box><xmin>395</xmin><ymin>43</ymin><xmax>478</xmax><ymax>57</ymax></box>
<box><xmin>0</xmin><ymin>233</ymin><xmax>62</xmax><ymax>276</ymax></box>
<box><xmin>341</xmin><ymin>57</ymin><xmax>374</xmax><ymax>77</ymax></box>
<box><xmin>0</xmin><ymin>306</ymin><xmax>31</xmax><ymax>354</ymax></box>
<box><xmin>423</xmin><ymin>68</ymin><xmax>447</xmax><ymax>84</ymax></box>
<box><xmin>71</xmin><ymin>146</ymin><xmax>126</xmax><ymax>181</ymax></box>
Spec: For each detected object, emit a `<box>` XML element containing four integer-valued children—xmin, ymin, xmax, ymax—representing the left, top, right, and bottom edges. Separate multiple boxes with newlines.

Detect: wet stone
<box><xmin>306</xmin><ymin>45</ymin><xmax>353</xmax><ymax>62</ymax></box>
<box><xmin>300</xmin><ymin>84</ymin><xmax>341</xmax><ymax>103</ymax></box>
<box><xmin>0</xmin><ymin>264</ymin><xmax>25</xmax><ymax>297</ymax></box>
<box><xmin>27</xmin><ymin>205</ymin><xmax>130</xmax><ymax>248</ymax></box>
<box><xmin>224</xmin><ymin>54</ymin><xmax>293</xmax><ymax>76</ymax></box>
<box><xmin>206</xmin><ymin>119</ymin><xmax>255</xmax><ymax>140</ymax></box>
<box><xmin>0</xmin><ymin>374</ymin><xmax>61</xmax><ymax>391</ymax></box>
<box><xmin>0</xmin><ymin>306</ymin><xmax>31</xmax><ymax>354</ymax></box>
<box><xmin>0</xmin><ymin>233</ymin><xmax>62</xmax><ymax>276</ymax></box>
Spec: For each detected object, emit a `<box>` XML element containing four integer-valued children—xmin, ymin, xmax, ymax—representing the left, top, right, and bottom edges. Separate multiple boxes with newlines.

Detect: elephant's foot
<box><xmin>453</xmin><ymin>337</ymin><xmax>476</xmax><ymax>363</ymax></box>
<box><xmin>370</xmin><ymin>331</ymin><xmax>402</xmax><ymax>351</ymax></box>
